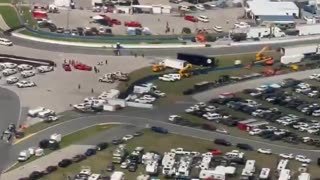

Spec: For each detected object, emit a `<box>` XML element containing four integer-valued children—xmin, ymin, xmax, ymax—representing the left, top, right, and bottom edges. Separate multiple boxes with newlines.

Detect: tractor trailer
<box><xmin>177</xmin><ymin>53</ymin><xmax>215</xmax><ymax>67</ymax></box>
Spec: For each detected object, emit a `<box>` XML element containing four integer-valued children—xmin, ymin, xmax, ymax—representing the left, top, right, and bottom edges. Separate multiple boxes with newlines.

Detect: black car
<box><xmin>39</xmin><ymin>139</ymin><xmax>50</xmax><ymax>149</ymax></box>
<box><xmin>214</xmin><ymin>139</ymin><xmax>232</xmax><ymax>146</ymax></box>
<box><xmin>128</xmin><ymin>163</ymin><xmax>138</xmax><ymax>172</ymax></box>
<box><xmin>96</xmin><ymin>142</ymin><xmax>108</xmax><ymax>151</ymax></box>
<box><xmin>133</xmin><ymin>131</ymin><xmax>144</xmax><ymax>137</ymax></box>
<box><xmin>107</xmin><ymin>164</ymin><xmax>115</xmax><ymax>172</ymax></box>
<box><xmin>111</xmin><ymin>139</ymin><xmax>124</xmax><ymax>145</ymax></box>
<box><xmin>72</xmin><ymin>154</ymin><xmax>86</xmax><ymax>163</ymax></box>
<box><xmin>151</xmin><ymin>126</ymin><xmax>168</xmax><ymax>134</ymax></box>
<box><xmin>15</xmin><ymin>131</ymin><xmax>24</xmax><ymax>139</ymax></box>
<box><xmin>45</xmin><ymin>166</ymin><xmax>58</xmax><ymax>173</ymax></box>
<box><xmin>58</xmin><ymin>159</ymin><xmax>72</xmax><ymax>168</ymax></box>
<box><xmin>236</xmin><ymin>143</ymin><xmax>253</xmax><ymax>151</ymax></box>
<box><xmin>29</xmin><ymin>171</ymin><xmax>43</xmax><ymax>180</ymax></box>
<box><xmin>85</xmin><ymin>148</ymin><xmax>96</xmax><ymax>156</ymax></box>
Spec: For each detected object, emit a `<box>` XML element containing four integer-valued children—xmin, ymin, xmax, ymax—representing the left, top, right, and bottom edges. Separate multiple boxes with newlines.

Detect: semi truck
<box><xmin>161</xmin><ymin>59</ymin><xmax>187</xmax><ymax>70</ymax></box>
<box><xmin>177</xmin><ymin>53</ymin><xmax>215</xmax><ymax>67</ymax></box>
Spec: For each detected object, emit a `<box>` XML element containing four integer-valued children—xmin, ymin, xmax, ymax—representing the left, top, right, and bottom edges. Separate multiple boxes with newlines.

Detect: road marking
<box><xmin>2</xmin><ymin>162</ymin><xmax>17</xmax><ymax>173</ymax></box>
<box><xmin>13</xmin><ymin>133</ymin><xmax>35</xmax><ymax>145</ymax></box>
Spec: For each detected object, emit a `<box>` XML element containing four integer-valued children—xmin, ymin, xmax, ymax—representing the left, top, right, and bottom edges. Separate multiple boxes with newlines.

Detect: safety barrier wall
<box><xmin>0</xmin><ymin>54</ymin><xmax>54</xmax><ymax>66</ymax></box>
<box><xmin>126</xmin><ymin>101</ymin><xmax>153</xmax><ymax>109</ymax></box>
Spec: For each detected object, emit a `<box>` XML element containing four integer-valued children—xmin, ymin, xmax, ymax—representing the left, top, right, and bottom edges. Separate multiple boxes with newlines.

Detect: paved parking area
<box><xmin>47</xmin><ymin>7</ymin><xmax>243</xmax><ymax>35</ymax></box>
<box><xmin>0</xmin><ymin>45</ymin><xmax>150</xmax><ymax>114</ymax></box>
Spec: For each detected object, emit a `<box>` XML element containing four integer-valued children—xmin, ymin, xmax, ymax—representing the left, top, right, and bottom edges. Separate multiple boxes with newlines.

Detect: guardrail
<box><xmin>0</xmin><ymin>53</ymin><xmax>54</xmax><ymax>66</ymax></box>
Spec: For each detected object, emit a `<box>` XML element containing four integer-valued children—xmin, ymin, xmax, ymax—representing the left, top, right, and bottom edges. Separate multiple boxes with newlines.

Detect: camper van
<box><xmin>0</xmin><ymin>38</ymin><xmax>13</xmax><ymax>46</ymax></box>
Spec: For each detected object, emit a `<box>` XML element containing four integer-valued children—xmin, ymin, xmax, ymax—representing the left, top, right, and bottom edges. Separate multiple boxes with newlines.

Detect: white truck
<box><xmin>18</xmin><ymin>150</ymin><xmax>31</xmax><ymax>162</ymax></box>
<box><xmin>111</xmin><ymin>171</ymin><xmax>125</xmax><ymax>180</ymax></box>
<box><xmin>28</xmin><ymin>107</ymin><xmax>45</xmax><ymax>117</ymax></box>
<box><xmin>161</xmin><ymin>59</ymin><xmax>187</xmax><ymax>70</ymax></box>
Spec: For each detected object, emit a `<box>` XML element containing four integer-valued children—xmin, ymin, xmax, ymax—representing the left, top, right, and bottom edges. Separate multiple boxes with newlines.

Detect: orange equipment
<box><xmin>179</xmin><ymin>64</ymin><xmax>192</xmax><ymax>78</ymax></box>
<box><xmin>256</xmin><ymin>46</ymin><xmax>274</xmax><ymax>65</ymax></box>
<box><xmin>196</xmin><ymin>33</ymin><xmax>206</xmax><ymax>43</ymax></box>
<box><xmin>262</xmin><ymin>68</ymin><xmax>283</xmax><ymax>76</ymax></box>
<box><xmin>152</xmin><ymin>64</ymin><xmax>165</xmax><ymax>72</ymax></box>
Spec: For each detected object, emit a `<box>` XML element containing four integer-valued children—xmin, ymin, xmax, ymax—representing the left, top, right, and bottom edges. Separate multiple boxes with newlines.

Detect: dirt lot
<box><xmin>0</xmin><ymin>46</ymin><xmax>150</xmax><ymax>115</ymax></box>
<box><xmin>47</xmin><ymin>7</ymin><xmax>243</xmax><ymax>35</ymax></box>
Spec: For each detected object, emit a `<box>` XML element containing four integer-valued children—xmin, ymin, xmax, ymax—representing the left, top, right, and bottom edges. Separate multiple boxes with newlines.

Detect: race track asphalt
<box><xmin>7</xmin><ymin>35</ymin><xmax>320</xmax><ymax>56</ymax></box>
<box><xmin>0</xmin><ymin>87</ymin><xmax>20</xmax><ymax>173</ymax></box>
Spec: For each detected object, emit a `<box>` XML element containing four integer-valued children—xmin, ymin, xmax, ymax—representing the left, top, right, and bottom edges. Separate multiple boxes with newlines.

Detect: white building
<box><xmin>245</xmin><ymin>0</ymin><xmax>299</xmax><ymax>18</ymax></box>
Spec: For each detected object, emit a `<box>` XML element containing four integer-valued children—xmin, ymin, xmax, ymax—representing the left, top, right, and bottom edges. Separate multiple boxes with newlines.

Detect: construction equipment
<box><xmin>179</xmin><ymin>64</ymin><xmax>192</xmax><ymax>78</ymax></box>
<box><xmin>152</xmin><ymin>64</ymin><xmax>166</xmax><ymax>72</ymax></box>
<box><xmin>262</xmin><ymin>68</ymin><xmax>283</xmax><ymax>76</ymax></box>
<box><xmin>290</xmin><ymin>64</ymin><xmax>299</xmax><ymax>71</ymax></box>
<box><xmin>256</xmin><ymin>46</ymin><xmax>274</xmax><ymax>65</ymax></box>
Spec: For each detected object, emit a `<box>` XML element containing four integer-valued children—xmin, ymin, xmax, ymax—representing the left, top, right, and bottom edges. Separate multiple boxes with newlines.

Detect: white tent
<box><xmin>54</xmin><ymin>0</ymin><xmax>70</xmax><ymax>7</ymax></box>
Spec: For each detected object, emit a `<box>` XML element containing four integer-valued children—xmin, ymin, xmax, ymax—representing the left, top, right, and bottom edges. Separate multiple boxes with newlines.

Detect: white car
<box><xmin>122</xmin><ymin>134</ymin><xmax>134</xmax><ymax>141</ymax></box>
<box><xmin>0</xmin><ymin>62</ymin><xmax>17</xmax><ymax>69</ymax></box>
<box><xmin>98</xmin><ymin>76</ymin><xmax>115</xmax><ymax>83</ymax></box>
<box><xmin>216</xmin><ymin>128</ymin><xmax>229</xmax><ymax>134</ymax></box>
<box><xmin>249</xmin><ymin>129</ymin><xmax>263</xmax><ymax>135</ymax></box>
<box><xmin>295</xmin><ymin>155</ymin><xmax>311</xmax><ymax>163</ymax></box>
<box><xmin>21</xmin><ymin>70</ymin><xmax>36</xmax><ymax>78</ymax></box>
<box><xmin>153</xmin><ymin>90</ymin><xmax>166</xmax><ymax>97</ymax></box>
<box><xmin>16</xmin><ymin>80</ymin><xmax>36</xmax><ymax>88</ymax></box>
<box><xmin>195</xmin><ymin>4</ymin><xmax>205</xmax><ymax>11</ymax></box>
<box><xmin>6</xmin><ymin>76</ymin><xmax>19</xmax><ymax>84</ymax></box>
<box><xmin>3</xmin><ymin>69</ymin><xmax>17</xmax><ymax>76</ymax></box>
<box><xmin>135</xmin><ymin>98</ymin><xmax>152</xmax><ymax>104</ymax></box>
<box><xmin>44</xmin><ymin>116</ymin><xmax>59</xmax><ymax>122</ymax></box>
<box><xmin>279</xmin><ymin>153</ymin><xmax>294</xmax><ymax>159</ymax></box>
<box><xmin>309</xmin><ymin>74</ymin><xmax>320</xmax><ymax>80</ymax></box>
<box><xmin>37</xmin><ymin>66</ymin><xmax>54</xmax><ymax>73</ymax></box>
<box><xmin>73</xmin><ymin>103</ymin><xmax>91</xmax><ymax>110</ymax></box>
<box><xmin>17</xmin><ymin>64</ymin><xmax>33</xmax><ymax>71</ymax></box>
<box><xmin>257</xmin><ymin>148</ymin><xmax>272</xmax><ymax>154</ymax></box>
<box><xmin>205</xmin><ymin>2</ymin><xmax>216</xmax><ymax>8</ymax></box>
<box><xmin>203</xmin><ymin>113</ymin><xmax>222</xmax><ymax>120</ymax></box>
<box><xmin>213</xmin><ymin>25</ymin><xmax>223</xmax><ymax>33</ymax></box>
<box><xmin>120</xmin><ymin>160</ymin><xmax>130</xmax><ymax>169</ymax></box>
<box><xmin>198</xmin><ymin>15</ymin><xmax>209</xmax><ymax>23</ymax></box>
<box><xmin>169</xmin><ymin>115</ymin><xmax>181</xmax><ymax>122</ymax></box>
<box><xmin>158</xmin><ymin>76</ymin><xmax>175</xmax><ymax>82</ymax></box>
<box><xmin>205</xmin><ymin>106</ymin><xmax>217</xmax><ymax>112</ymax></box>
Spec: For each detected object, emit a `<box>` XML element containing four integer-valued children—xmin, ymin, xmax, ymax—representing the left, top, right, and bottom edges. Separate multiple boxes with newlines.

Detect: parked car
<box><xmin>3</xmin><ymin>69</ymin><xmax>17</xmax><ymax>76</ymax></box>
<box><xmin>295</xmin><ymin>155</ymin><xmax>311</xmax><ymax>163</ymax></box>
<box><xmin>6</xmin><ymin>76</ymin><xmax>19</xmax><ymax>84</ymax></box>
<box><xmin>111</xmin><ymin>139</ymin><xmax>124</xmax><ymax>145</ymax></box>
<box><xmin>107</xmin><ymin>164</ymin><xmax>115</xmax><ymax>172</ymax></box>
<box><xmin>17</xmin><ymin>64</ymin><xmax>33</xmax><ymax>71</ymax></box>
<box><xmin>96</xmin><ymin>142</ymin><xmax>108</xmax><ymax>151</ymax></box>
<box><xmin>37</xmin><ymin>66</ymin><xmax>54</xmax><ymax>73</ymax></box>
<box><xmin>74</xmin><ymin>63</ymin><xmax>92</xmax><ymax>71</ymax></box>
<box><xmin>45</xmin><ymin>166</ymin><xmax>58</xmax><ymax>173</ymax></box>
<box><xmin>16</xmin><ymin>80</ymin><xmax>36</xmax><ymax>88</ymax></box>
<box><xmin>151</xmin><ymin>126</ymin><xmax>168</xmax><ymax>134</ymax></box>
<box><xmin>58</xmin><ymin>159</ymin><xmax>72</xmax><ymax>168</ymax></box>
<box><xmin>198</xmin><ymin>15</ymin><xmax>209</xmax><ymax>22</ymax></box>
<box><xmin>72</xmin><ymin>154</ymin><xmax>86</xmax><ymax>162</ymax></box>
<box><xmin>85</xmin><ymin>148</ymin><xmax>96</xmax><ymax>156</ymax></box>
<box><xmin>124</xmin><ymin>21</ymin><xmax>141</xmax><ymax>27</ymax></box>
<box><xmin>122</xmin><ymin>134</ymin><xmax>134</xmax><ymax>141</ymax></box>
<box><xmin>133</xmin><ymin>131</ymin><xmax>143</xmax><ymax>137</ymax></box>
<box><xmin>184</xmin><ymin>15</ymin><xmax>198</xmax><ymax>22</ymax></box>
<box><xmin>257</xmin><ymin>148</ymin><xmax>272</xmax><ymax>154</ymax></box>
<box><xmin>279</xmin><ymin>153</ymin><xmax>294</xmax><ymax>159</ymax></box>
<box><xmin>236</xmin><ymin>143</ymin><xmax>253</xmax><ymax>151</ymax></box>
<box><xmin>128</xmin><ymin>163</ymin><xmax>138</xmax><ymax>172</ymax></box>
<box><xmin>214</xmin><ymin>139</ymin><xmax>232</xmax><ymax>146</ymax></box>
<box><xmin>0</xmin><ymin>62</ymin><xmax>17</xmax><ymax>69</ymax></box>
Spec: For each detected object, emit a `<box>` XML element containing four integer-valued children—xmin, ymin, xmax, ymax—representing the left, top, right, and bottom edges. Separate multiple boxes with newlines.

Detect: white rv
<box><xmin>259</xmin><ymin>168</ymin><xmax>270</xmax><ymax>180</ymax></box>
<box><xmin>112</xmin><ymin>145</ymin><xmax>126</xmax><ymax>164</ymax></box>
<box><xmin>277</xmin><ymin>159</ymin><xmax>289</xmax><ymax>172</ymax></box>
<box><xmin>241</xmin><ymin>160</ymin><xmax>255</xmax><ymax>179</ymax></box>
<box><xmin>145</xmin><ymin>161</ymin><xmax>158</xmax><ymax>175</ymax></box>
<box><xmin>278</xmin><ymin>169</ymin><xmax>291</xmax><ymax>180</ymax></box>
<box><xmin>175</xmin><ymin>156</ymin><xmax>192</xmax><ymax>177</ymax></box>
<box><xmin>162</xmin><ymin>152</ymin><xmax>176</xmax><ymax>177</ymax></box>
<box><xmin>111</xmin><ymin>171</ymin><xmax>125</xmax><ymax>180</ymax></box>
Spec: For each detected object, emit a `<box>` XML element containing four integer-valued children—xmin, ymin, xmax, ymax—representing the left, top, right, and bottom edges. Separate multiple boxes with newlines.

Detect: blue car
<box><xmin>85</xmin><ymin>148</ymin><xmax>96</xmax><ymax>156</ymax></box>
<box><xmin>151</xmin><ymin>126</ymin><xmax>168</xmax><ymax>134</ymax></box>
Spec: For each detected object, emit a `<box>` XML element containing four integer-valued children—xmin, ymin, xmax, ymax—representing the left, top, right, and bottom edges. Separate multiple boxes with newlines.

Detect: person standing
<box><xmin>91</xmin><ymin>88</ymin><xmax>94</xmax><ymax>94</ymax></box>
<box><xmin>105</xmin><ymin>59</ymin><xmax>108</xmax><ymax>65</ymax></box>
<box><xmin>78</xmin><ymin>84</ymin><xmax>81</xmax><ymax>89</ymax></box>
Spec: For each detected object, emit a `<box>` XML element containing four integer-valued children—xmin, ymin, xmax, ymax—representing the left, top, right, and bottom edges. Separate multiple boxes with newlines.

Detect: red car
<box><xmin>111</xmin><ymin>19</ymin><xmax>121</xmax><ymax>25</ymax></box>
<box><xmin>63</xmin><ymin>64</ymin><xmax>72</xmax><ymax>71</ymax></box>
<box><xmin>184</xmin><ymin>15</ymin><xmax>198</xmax><ymax>22</ymax></box>
<box><xmin>124</xmin><ymin>21</ymin><xmax>141</xmax><ymax>27</ymax></box>
<box><xmin>207</xmin><ymin>148</ymin><xmax>222</xmax><ymax>155</ymax></box>
<box><xmin>74</xmin><ymin>63</ymin><xmax>92</xmax><ymax>71</ymax></box>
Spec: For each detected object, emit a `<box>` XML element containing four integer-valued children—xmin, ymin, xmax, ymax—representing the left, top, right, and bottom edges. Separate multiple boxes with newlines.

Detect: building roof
<box><xmin>259</xmin><ymin>15</ymin><xmax>295</xmax><ymax>23</ymax></box>
<box><xmin>247</xmin><ymin>0</ymin><xmax>298</xmax><ymax>16</ymax></box>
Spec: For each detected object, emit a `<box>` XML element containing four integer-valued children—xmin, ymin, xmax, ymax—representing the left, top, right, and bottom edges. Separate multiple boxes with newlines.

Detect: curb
<box><xmin>11</xmin><ymin>32</ymin><xmax>207</xmax><ymax>49</ymax></box>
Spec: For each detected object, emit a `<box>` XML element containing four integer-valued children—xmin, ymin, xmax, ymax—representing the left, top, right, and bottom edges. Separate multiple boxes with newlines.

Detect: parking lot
<box><xmin>0</xmin><ymin>45</ymin><xmax>150</xmax><ymax>115</ymax></box>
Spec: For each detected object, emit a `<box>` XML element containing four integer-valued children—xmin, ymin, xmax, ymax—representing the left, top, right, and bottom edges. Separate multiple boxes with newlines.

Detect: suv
<box><xmin>236</xmin><ymin>143</ymin><xmax>253</xmax><ymax>151</ymax></box>
<box><xmin>214</xmin><ymin>139</ymin><xmax>232</xmax><ymax>146</ymax></box>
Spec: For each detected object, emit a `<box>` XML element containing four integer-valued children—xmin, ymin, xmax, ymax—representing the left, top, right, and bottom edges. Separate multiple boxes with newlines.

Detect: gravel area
<box><xmin>0</xmin><ymin>45</ymin><xmax>151</xmax><ymax>114</ymax></box>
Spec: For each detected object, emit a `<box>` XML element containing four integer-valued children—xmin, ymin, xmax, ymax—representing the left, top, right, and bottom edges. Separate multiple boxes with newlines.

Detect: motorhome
<box><xmin>162</xmin><ymin>152</ymin><xmax>176</xmax><ymax>177</ymax></box>
<box><xmin>298</xmin><ymin>173</ymin><xmax>311</xmax><ymax>180</ymax></box>
<box><xmin>278</xmin><ymin>169</ymin><xmax>291</xmax><ymax>180</ymax></box>
<box><xmin>145</xmin><ymin>161</ymin><xmax>158</xmax><ymax>175</ymax></box>
<box><xmin>142</xmin><ymin>152</ymin><xmax>161</xmax><ymax>165</ymax></box>
<box><xmin>199</xmin><ymin>169</ymin><xmax>225</xmax><ymax>180</ymax></box>
<box><xmin>200</xmin><ymin>153</ymin><xmax>212</xmax><ymax>170</ymax></box>
<box><xmin>241</xmin><ymin>160</ymin><xmax>256</xmax><ymax>179</ymax></box>
<box><xmin>175</xmin><ymin>155</ymin><xmax>193</xmax><ymax>177</ymax></box>
<box><xmin>259</xmin><ymin>168</ymin><xmax>270</xmax><ymax>180</ymax></box>
<box><xmin>277</xmin><ymin>159</ymin><xmax>289</xmax><ymax>171</ymax></box>
<box><xmin>111</xmin><ymin>171</ymin><xmax>125</xmax><ymax>180</ymax></box>
<box><xmin>112</xmin><ymin>144</ymin><xmax>126</xmax><ymax>164</ymax></box>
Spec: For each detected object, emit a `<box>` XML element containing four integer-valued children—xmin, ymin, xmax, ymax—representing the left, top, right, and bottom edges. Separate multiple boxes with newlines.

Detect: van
<box><xmin>0</xmin><ymin>38</ymin><xmax>13</xmax><ymax>46</ymax></box>
<box><xmin>180</xmin><ymin>5</ymin><xmax>191</xmax><ymax>11</ymax></box>
<box><xmin>28</xmin><ymin>107</ymin><xmax>45</xmax><ymax>117</ymax></box>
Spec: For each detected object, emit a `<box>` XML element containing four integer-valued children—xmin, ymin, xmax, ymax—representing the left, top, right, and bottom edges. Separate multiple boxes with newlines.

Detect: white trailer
<box><xmin>259</xmin><ymin>168</ymin><xmax>270</xmax><ymax>179</ymax></box>
<box><xmin>28</xmin><ymin>107</ymin><xmax>45</xmax><ymax>117</ymax></box>
<box><xmin>161</xmin><ymin>59</ymin><xmax>187</xmax><ymax>70</ymax></box>
<box><xmin>111</xmin><ymin>171</ymin><xmax>125</xmax><ymax>180</ymax></box>
<box><xmin>297</xmin><ymin>24</ymin><xmax>320</xmax><ymax>36</ymax></box>
<box><xmin>199</xmin><ymin>169</ymin><xmax>225</xmax><ymax>180</ymax></box>
<box><xmin>246</xmin><ymin>27</ymin><xmax>285</xmax><ymax>39</ymax></box>
<box><xmin>103</xmin><ymin>104</ymin><xmax>116</xmax><ymax>111</ymax></box>
<box><xmin>298</xmin><ymin>173</ymin><xmax>311</xmax><ymax>180</ymax></box>
<box><xmin>145</xmin><ymin>161</ymin><xmax>158</xmax><ymax>175</ymax></box>
<box><xmin>280</xmin><ymin>54</ymin><xmax>304</xmax><ymax>64</ymax></box>
<box><xmin>278</xmin><ymin>169</ymin><xmax>291</xmax><ymax>180</ymax></box>
<box><xmin>277</xmin><ymin>159</ymin><xmax>289</xmax><ymax>171</ymax></box>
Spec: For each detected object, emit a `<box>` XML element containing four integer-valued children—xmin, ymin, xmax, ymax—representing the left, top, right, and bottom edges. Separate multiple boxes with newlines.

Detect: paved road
<box><xmin>0</xmin><ymin>88</ymin><xmax>20</xmax><ymax>173</ymax></box>
<box><xmin>193</xmin><ymin>68</ymin><xmax>320</xmax><ymax>101</ymax></box>
<box><xmin>5</xmin><ymin>35</ymin><xmax>320</xmax><ymax>56</ymax></box>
